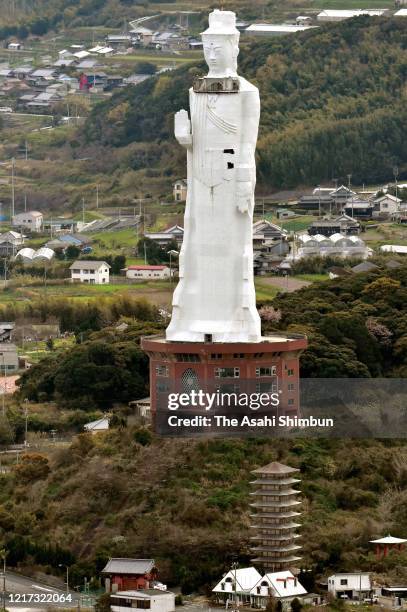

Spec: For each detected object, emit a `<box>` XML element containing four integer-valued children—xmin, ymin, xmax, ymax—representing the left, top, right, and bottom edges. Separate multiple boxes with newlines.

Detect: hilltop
<box><xmin>84</xmin><ymin>16</ymin><xmax>407</xmax><ymax>191</ymax></box>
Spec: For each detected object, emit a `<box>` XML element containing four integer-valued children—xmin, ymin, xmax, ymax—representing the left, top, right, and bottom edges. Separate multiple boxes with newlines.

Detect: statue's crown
<box><xmin>202</xmin><ymin>9</ymin><xmax>239</xmax><ymax>36</ymax></box>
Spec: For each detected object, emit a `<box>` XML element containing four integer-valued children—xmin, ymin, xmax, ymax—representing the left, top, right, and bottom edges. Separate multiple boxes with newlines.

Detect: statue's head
<box><xmin>202</xmin><ymin>10</ymin><xmax>240</xmax><ymax>78</ymax></box>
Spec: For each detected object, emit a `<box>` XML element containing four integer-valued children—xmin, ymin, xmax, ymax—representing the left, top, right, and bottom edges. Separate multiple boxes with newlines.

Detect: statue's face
<box><xmin>203</xmin><ymin>35</ymin><xmax>238</xmax><ymax>76</ymax></box>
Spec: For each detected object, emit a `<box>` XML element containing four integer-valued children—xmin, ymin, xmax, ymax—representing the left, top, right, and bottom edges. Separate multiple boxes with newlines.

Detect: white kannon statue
<box><xmin>166</xmin><ymin>9</ymin><xmax>261</xmax><ymax>343</ymax></box>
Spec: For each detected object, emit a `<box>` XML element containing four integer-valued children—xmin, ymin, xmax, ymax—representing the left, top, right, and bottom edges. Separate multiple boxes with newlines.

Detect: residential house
<box><xmin>308</xmin><ymin>214</ymin><xmax>360</xmax><ymax>237</ymax></box>
<box><xmin>12</xmin><ymin>211</ymin><xmax>43</xmax><ymax>232</ymax></box>
<box><xmin>106</xmin><ymin>34</ymin><xmax>134</xmax><ymax>48</ymax></box>
<box><xmin>298</xmin><ymin>193</ymin><xmax>334</xmax><ymax>212</ymax></box>
<box><xmin>327</xmin><ymin>573</ymin><xmax>372</xmax><ymax>600</ymax></box>
<box><xmin>373</xmin><ymin>194</ymin><xmax>401</xmax><ymax>219</ymax></box>
<box><xmin>144</xmin><ymin>225</ymin><xmax>184</xmax><ymax>248</ymax></box>
<box><xmin>250</xmin><ymin>571</ymin><xmax>307</xmax><ymax>610</ymax></box>
<box><xmin>343</xmin><ymin>200</ymin><xmax>374</xmax><ymax>219</ymax></box>
<box><xmin>70</xmin><ymin>260</ymin><xmax>110</xmax><ymax>284</ymax></box>
<box><xmin>213</xmin><ymin>567</ymin><xmax>262</xmax><ymax>605</ymax></box>
<box><xmin>84</xmin><ymin>417</ymin><xmax>110</xmax><ymax>434</ymax></box>
<box><xmin>130</xmin><ymin>26</ymin><xmax>154</xmax><ymax>46</ymax></box>
<box><xmin>102</xmin><ymin>558</ymin><xmax>158</xmax><ymax>593</ymax></box>
<box><xmin>252</xmin><ymin>219</ymin><xmax>289</xmax><ymax>274</ymax></box>
<box><xmin>173</xmin><ymin>179</ymin><xmax>187</xmax><ymax>201</ymax></box>
<box><xmin>0</xmin><ymin>343</ymin><xmax>19</xmax><ymax>372</ymax></box>
<box><xmin>351</xmin><ymin>261</ymin><xmax>379</xmax><ymax>273</ymax></box>
<box><xmin>111</xmin><ymin>590</ymin><xmax>175</xmax><ymax>612</ymax></box>
<box><xmin>126</xmin><ymin>265</ymin><xmax>171</xmax><ymax>280</ymax></box>
<box><xmin>43</xmin><ymin>218</ymin><xmax>78</xmax><ymax>233</ymax></box>
<box><xmin>8</xmin><ymin>42</ymin><xmax>23</xmax><ymax>50</ymax></box>
<box><xmin>213</xmin><ymin>568</ymin><xmax>308</xmax><ymax>610</ymax></box>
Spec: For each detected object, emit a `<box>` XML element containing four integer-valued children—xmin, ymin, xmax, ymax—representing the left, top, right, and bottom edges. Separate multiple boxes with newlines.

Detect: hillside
<box><xmin>84</xmin><ymin>16</ymin><xmax>407</xmax><ymax>190</ymax></box>
<box><xmin>0</xmin><ymin>264</ymin><xmax>406</xmax><ymax>594</ymax></box>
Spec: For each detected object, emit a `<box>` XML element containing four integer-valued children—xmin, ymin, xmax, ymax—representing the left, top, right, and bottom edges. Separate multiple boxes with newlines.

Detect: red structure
<box><xmin>101</xmin><ymin>558</ymin><xmax>158</xmax><ymax>593</ymax></box>
<box><xmin>141</xmin><ymin>333</ymin><xmax>307</xmax><ymax>431</ymax></box>
<box><xmin>370</xmin><ymin>536</ymin><xmax>407</xmax><ymax>558</ymax></box>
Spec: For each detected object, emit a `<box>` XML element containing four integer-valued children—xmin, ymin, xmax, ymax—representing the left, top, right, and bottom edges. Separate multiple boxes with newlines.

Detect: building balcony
<box><xmin>250</xmin><ymin>500</ymin><xmax>301</xmax><ymax>509</ymax></box>
<box><xmin>250</xmin><ymin>489</ymin><xmax>301</xmax><ymax>497</ymax></box>
<box><xmin>250</xmin><ymin>544</ymin><xmax>302</xmax><ymax>553</ymax></box>
<box><xmin>250</xmin><ymin>478</ymin><xmax>301</xmax><ymax>486</ymax></box>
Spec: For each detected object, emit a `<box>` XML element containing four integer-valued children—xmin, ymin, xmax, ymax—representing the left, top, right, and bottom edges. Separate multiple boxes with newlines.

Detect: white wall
<box><xmin>127</xmin><ymin>268</ymin><xmax>170</xmax><ymax>280</ymax></box>
<box><xmin>71</xmin><ymin>266</ymin><xmax>110</xmax><ymax>284</ymax></box>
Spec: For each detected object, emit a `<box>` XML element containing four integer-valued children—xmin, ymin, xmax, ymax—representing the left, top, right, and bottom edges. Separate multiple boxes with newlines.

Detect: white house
<box><xmin>213</xmin><ymin>567</ymin><xmax>262</xmax><ymax>605</ymax></box>
<box><xmin>373</xmin><ymin>194</ymin><xmax>401</xmax><ymax>218</ymax></box>
<box><xmin>327</xmin><ymin>573</ymin><xmax>372</xmax><ymax>600</ymax></box>
<box><xmin>213</xmin><ymin>569</ymin><xmax>308</xmax><ymax>609</ymax></box>
<box><xmin>250</xmin><ymin>571</ymin><xmax>307</xmax><ymax>609</ymax></box>
<box><xmin>12</xmin><ymin>211</ymin><xmax>43</xmax><ymax>232</ymax></box>
<box><xmin>70</xmin><ymin>260</ymin><xmax>110</xmax><ymax>284</ymax></box>
<box><xmin>126</xmin><ymin>265</ymin><xmax>171</xmax><ymax>280</ymax></box>
<box><xmin>111</xmin><ymin>590</ymin><xmax>175</xmax><ymax>612</ymax></box>
<box><xmin>84</xmin><ymin>417</ymin><xmax>109</xmax><ymax>434</ymax></box>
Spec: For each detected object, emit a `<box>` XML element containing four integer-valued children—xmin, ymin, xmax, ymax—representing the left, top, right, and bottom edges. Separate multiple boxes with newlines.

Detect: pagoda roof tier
<box><xmin>250</xmin><ymin>489</ymin><xmax>300</xmax><ymax>497</ymax></box>
<box><xmin>250</xmin><ymin>522</ymin><xmax>301</xmax><ymax>530</ymax></box>
<box><xmin>250</xmin><ymin>478</ymin><xmax>301</xmax><ymax>486</ymax></box>
<box><xmin>252</xmin><ymin>462</ymin><xmax>300</xmax><ymax>476</ymax></box>
<box><xmin>250</xmin><ymin>544</ymin><xmax>302</xmax><ymax>553</ymax></box>
<box><xmin>250</xmin><ymin>500</ymin><xmax>301</xmax><ymax>508</ymax></box>
<box><xmin>250</xmin><ymin>534</ymin><xmax>301</xmax><ymax>541</ymax></box>
<box><xmin>250</xmin><ymin>510</ymin><xmax>301</xmax><ymax>517</ymax></box>
<box><xmin>251</xmin><ymin>555</ymin><xmax>302</xmax><ymax>564</ymax></box>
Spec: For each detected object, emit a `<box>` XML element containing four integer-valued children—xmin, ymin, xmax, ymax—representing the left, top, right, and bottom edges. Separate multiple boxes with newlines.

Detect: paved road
<box><xmin>2</xmin><ymin>571</ymin><xmax>95</xmax><ymax>609</ymax></box>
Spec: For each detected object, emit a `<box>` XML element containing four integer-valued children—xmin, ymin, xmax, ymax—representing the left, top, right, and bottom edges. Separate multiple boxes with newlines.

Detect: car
<box><xmin>0</xmin><ymin>107</ymin><xmax>12</xmax><ymax>113</ymax></box>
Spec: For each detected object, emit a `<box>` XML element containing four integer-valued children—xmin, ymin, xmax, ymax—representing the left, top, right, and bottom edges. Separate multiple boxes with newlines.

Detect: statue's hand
<box><xmin>175</xmin><ymin>109</ymin><xmax>192</xmax><ymax>148</ymax></box>
<box><xmin>236</xmin><ymin>181</ymin><xmax>253</xmax><ymax>214</ymax></box>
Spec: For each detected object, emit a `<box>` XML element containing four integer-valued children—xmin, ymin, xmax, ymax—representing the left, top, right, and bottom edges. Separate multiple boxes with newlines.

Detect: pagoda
<box><xmin>250</xmin><ymin>461</ymin><xmax>302</xmax><ymax>572</ymax></box>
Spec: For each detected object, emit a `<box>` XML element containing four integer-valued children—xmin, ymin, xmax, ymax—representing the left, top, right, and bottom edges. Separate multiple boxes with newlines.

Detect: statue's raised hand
<box><xmin>175</xmin><ymin>109</ymin><xmax>192</xmax><ymax>148</ymax></box>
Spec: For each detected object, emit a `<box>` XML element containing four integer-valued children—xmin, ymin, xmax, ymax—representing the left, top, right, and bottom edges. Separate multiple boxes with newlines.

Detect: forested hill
<box><xmin>85</xmin><ymin>17</ymin><xmax>407</xmax><ymax>189</ymax></box>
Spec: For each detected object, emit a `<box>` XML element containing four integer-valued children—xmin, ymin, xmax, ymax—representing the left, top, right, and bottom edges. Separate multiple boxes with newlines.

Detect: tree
<box><xmin>0</xmin><ymin>416</ymin><xmax>14</xmax><ymax>446</ymax></box>
<box><xmin>65</xmin><ymin>245</ymin><xmax>81</xmax><ymax>259</ymax></box>
<box><xmin>14</xmin><ymin>453</ymin><xmax>50</xmax><ymax>484</ymax></box>
<box><xmin>291</xmin><ymin>598</ymin><xmax>302</xmax><ymax>612</ymax></box>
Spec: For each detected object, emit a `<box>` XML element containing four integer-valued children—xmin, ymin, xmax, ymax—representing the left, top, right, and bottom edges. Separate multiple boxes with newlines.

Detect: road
<box><xmin>2</xmin><ymin>571</ymin><xmax>95</xmax><ymax>609</ymax></box>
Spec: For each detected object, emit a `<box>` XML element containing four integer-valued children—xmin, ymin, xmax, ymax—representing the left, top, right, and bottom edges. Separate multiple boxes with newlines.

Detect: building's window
<box><xmin>288</xmin><ymin>383</ymin><xmax>295</xmax><ymax>391</ymax></box>
<box><xmin>156</xmin><ymin>365</ymin><xmax>168</xmax><ymax>377</ymax></box>
<box><xmin>256</xmin><ymin>366</ymin><xmax>277</xmax><ymax>377</ymax></box>
<box><xmin>288</xmin><ymin>399</ymin><xmax>294</xmax><ymax>406</ymax></box>
<box><xmin>135</xmin><ymin>600</ymin><xmax>151</xmax><ymax>609</ymax></box>
<box><xmin>287</xmin><ymin>368</ymin><xmax>294</xmax><ymax>376</ymax></box>
<box><xmin>177</xmin><ymin>354</ymin><xmax>200</xmax><ymax>362</ymax></box>
<box><xmin>233</xmin><ymin>353</ymin><xmax>245</xmax><ymax>359</ymax></box>
<box><xmin>340</xmin><ymin>579</ymin><xmax>348</xmax><ymax>586</ymax></box>
<box><xmin>72</xmin><ymin>269</ymin><xmax>80</xmax><ymax>274</ymax></box>
<box><xmin>214</xmin><ymin>367</ymin><xmax>240</xmax><ymax>378</ymax></box>
<box><xmin>211</xmin><ymin>354</ymin><xmax>223</xmax><ymax>360</ymax></box>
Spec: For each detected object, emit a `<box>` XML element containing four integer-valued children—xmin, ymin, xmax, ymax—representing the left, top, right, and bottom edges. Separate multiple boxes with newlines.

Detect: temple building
<box><xmin>250</xmin><ymin>462</ymin><xmax>302</xmax><ymax>572</ymax></box>
<box><xmin>370</xmin><ymin>535</ymin><xmax>407</xmax><ymax>558</ymax></box>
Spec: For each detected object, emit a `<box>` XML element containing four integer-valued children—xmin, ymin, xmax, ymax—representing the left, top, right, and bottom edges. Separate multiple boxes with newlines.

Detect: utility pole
<box><xmin>3</xmin><ymin>258</ymin><xmax>7</xmax><ymax>290</ymax></box>
<box><xmin>317</xmin><ymin>184</ymin><xmax>321</xmax><ymax>218</ymax></box>
<box><xmin>144</xmin><ymin>241</ymin><xmax>147</xmax><ymax>264</ymax></box>
<box><xmin>82</xmin><ymin>198</ymin><xmax>85</xmax><ymax>225</ymax></box>
<box><xmin>24</xmin><ymin>403</ymin><xmax>28</xmax><ymax>447</ymax></box>
<box><xmin>393</xmin><ymin>165</ymin><xmax>399</xmax><ymax>203</ymax></box>
<box><xmin>1</xmin><ymin>548</ymin><xmax>7</xmax><ymax>611</ymax></box>
<box><xmin>96</xmin><ymin>184</ymin><xmax>99</xmax><ymax>209</ymax></box>
<box><xmin>24</xmin><ymin>194</ymin><xmax>27</xmax><ymax>212</ymax></box>
<box><xmin>11</xmin><ymin>157</ymin><xmax>15</xmax><ymax>220</ymax></box>
<box><xmin>25</xmin><ymin>140</ymin><xmax>28</xmax><ymax>161</ymax></box>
